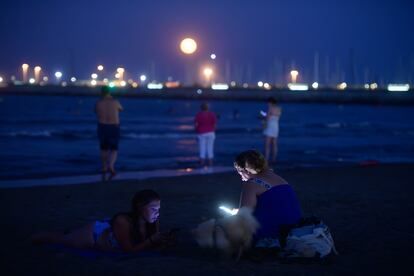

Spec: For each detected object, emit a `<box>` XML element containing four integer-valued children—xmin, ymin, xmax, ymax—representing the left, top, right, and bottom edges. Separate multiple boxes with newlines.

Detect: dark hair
<box><xmin>267</xmin><ymin>97</ymin><xmax>277</xmax><ymax>105</ymax></box>
<box><xmin>201</xmin><ymin>102</ymin><xmax>209</xmax><ymax>111</ymax></box>
<box><xmin>235</xmin><ymin>149</ymin><xmax>268</xmax><ymax>173</ymax></box>
<box><xmin>111</xmin><ymin>189</ymin><xmax>160</xmax><ymax>243</ymax></box>
<box><xmin>101</xmin><ymin>85</ymin><xmax>110</xmax><ymax>96</ymax></box>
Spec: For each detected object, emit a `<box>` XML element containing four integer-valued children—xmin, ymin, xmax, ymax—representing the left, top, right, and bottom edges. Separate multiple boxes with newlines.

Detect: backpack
<box><xmin>282</xmin><ymin>216</ymin><xmax>338</xmax><ymax>259</ymax></box>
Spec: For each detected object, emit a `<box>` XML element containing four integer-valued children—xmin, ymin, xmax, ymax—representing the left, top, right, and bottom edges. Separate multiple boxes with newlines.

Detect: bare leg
<box><xmin>264</xmin><ymin>136</ymin><xmax>271</xmax><ymax>161</ymax></box>
<box><xmin>108</xmin><ymin>150</ymin><xmax>118</xmax><ymax>180</ymax></box>
<box><xmin>31</xmin><ymin>223</ymin><xmax>95</xmax><ymax>249</ymax></box>
<box><xmin>271</xmin><ymin>138</ymin><xmax>278</xmax><ymax>163</ymax></box>
<box><xmin>100</xmin><ymin>150</ymin><xmax>108</xmax><ymax>181</ymax></box>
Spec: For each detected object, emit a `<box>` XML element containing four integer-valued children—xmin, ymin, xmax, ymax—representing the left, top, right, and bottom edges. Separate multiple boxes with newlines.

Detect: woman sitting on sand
<box><xmin>234</xmin><ymin>150</ymin><xmax>302</xmax><ymax>248</ymax></box>
<box><xmin>31</xmin><ymin>189</ymin><xmax>175</xmax><ymax>252</ymax></box>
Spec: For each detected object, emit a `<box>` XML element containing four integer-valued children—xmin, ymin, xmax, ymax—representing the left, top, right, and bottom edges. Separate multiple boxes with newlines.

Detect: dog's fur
<box><xmin>192</xmin><ymin>207</ymin><xmax>259</xmax><ymax>258</ymax></box>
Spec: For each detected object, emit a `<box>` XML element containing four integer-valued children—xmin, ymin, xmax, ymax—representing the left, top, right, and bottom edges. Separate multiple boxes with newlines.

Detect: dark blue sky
<box><xmin>1</xmin><ymin>0</ymin><xmax>413</xmax><ymax>84</ymax></box>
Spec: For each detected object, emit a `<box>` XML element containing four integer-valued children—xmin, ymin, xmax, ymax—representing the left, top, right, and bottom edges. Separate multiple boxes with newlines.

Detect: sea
<box><xmin>1</xmin><ymin>94</ymin><xmax>414</xmax><ymax>180</ymax></box>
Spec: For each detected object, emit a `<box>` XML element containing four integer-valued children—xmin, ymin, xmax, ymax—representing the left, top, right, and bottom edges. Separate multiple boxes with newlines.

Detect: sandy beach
<box><xmin>1</xmin><ymin>163</ymin><xmax>413</xmax><ymax>275</ymax></box>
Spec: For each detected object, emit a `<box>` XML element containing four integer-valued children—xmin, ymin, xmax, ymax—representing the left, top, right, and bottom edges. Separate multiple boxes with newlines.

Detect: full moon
<box><xmin>180</xmin><ymin>38</ymin><xmax>197</xmax><ymax>55</ymax></box>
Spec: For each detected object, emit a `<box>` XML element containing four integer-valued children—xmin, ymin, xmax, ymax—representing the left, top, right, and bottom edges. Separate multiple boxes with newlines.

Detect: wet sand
<box><xmin>1</xmin><ymin>164</ymin><xmax>413</xmax><ymax>275</ymax></box>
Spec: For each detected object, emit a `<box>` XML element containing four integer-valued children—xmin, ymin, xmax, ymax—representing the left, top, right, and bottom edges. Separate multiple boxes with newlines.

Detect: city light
<box><xmin>210</xmin><ymin>53</ymin><xmax>216</xmax><ymax>60</ymax></box>
<box><xmin>0</xmin><ymin>76</ymin><xmax>3</xmax><ymax>83</ymax></box>
<box><xmin>70</xmin><ymin>77</ymin><xmax>77</xmax><ymax>82</ymax></box>
<box><xmin>290</xmin><ymin>70</ymin><xmax>299</xmax><ymax>83</ymax></box>
<box><xmin>211</xmin><ymin>83</ymin><xmax>229</xmax><ymax>90</ymax></box>
<box><xmin>312</xmin><ymin>82</ymin><xmax>319</xmax><ymax>89</ymax></box>
<box><xmin>97</xmin><ymin>65</ymin><xmax>104</xmax><ymax>71</ymax></box>
<box><xmin>22</xmin><ymin>63</ymin><xmax>29</xmax><ymax>82</ymax></box>
<box><xmin>180</xmin><ymin>38</ymin><xmax>197</xmax><ymax>55</ymax></box>
<box><xmin>43</xmin><ymin>76</ymin><xmax>48</xmax><ymax>82</ymax></box>
<box><xmin>337</xmin><ymin>82</ymin><xmax>347</xmax><ymax>90</ymax></box>
<box><xmin>257</xmin><ymin>81</ymin><xmax>264</xmax><ymax>87</ymax></box>
<box><xmin>29</xmin><ymin>78</ymin><xmax>35</xmax><ymax>84</ymax></box>
<box><xmin>263</xmin><ymin>83</ymin><xmax>271</xmax><ymax>90</ymax></box>
<box><xmin>90</xmin><ymin>80</ymin><xmax>97</xmax><ymax>86</ymax></box>
<box><xmin>387</xmin><ymin>84</ymin><xmax>410</xmax><ymax>92</ymax></box>
<box><xmin>55</xmin><ymin>71</ymin><xmax>62</xmax><ymax>79</ymax></box>
<box><xmin>34</xmin><ymin>66</ymin><xmax>42</xmax><ymax>83</ymax></box>
<box><xmin>120</xmin><ymin>80</ymin><xmax>127</xmax><ymax>87</ymax></box>
<box><xmin>91</xmin><ymin>73</ymin><xmax>98</xmax><ymax>79</ymax></box>
<box><xmin>288</xmin><ymin>83</ymin><xmax>309</xmax><ymax>91</ymax></box>
<box><xmin>147</xmin><ymin>83</ymin><xmax>163</xmax><ymax>89</ymax></box>
<box><xmin>108</xmin><ymin>82</ymin><xmax>115</xmax><ymax>88</ymax></box>
<box><xmin>203</xmin><ymin>67</ymin><xmax>213</xmax><ymax>85</ymax></box>
<box><xmin>370</xmin><ymin>83</ymin><xmax>378</xmax><ymax>90</ymax></box>
<box><xmin>140</xmin><ymin>74</ymin><xmax>147</xmax><ymax>82</ymax></box>
<box><xmin>230</xmin><ymin>81</ymin><xmax>236</xmax><ymax>87</ymax></box>
<box><xmin>116</xmin><ymin>68</ymin><xmax>125</xmax><ymax>80</ymax></box>
<box><xmin>364</xmin><ymin>84</ymin><xmax>370</xmax><ymax>89</ymax></box>
<box><xmin>243</xmin><ymin>83</ymin><xmax>249</xmax><ymax>88</ymax></box>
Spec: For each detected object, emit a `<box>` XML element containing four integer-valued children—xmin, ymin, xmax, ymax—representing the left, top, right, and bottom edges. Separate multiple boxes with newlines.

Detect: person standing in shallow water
<box><xmin>194</xmin><ymin>102</ymin><xmax>217</xmax><ymax>167</ymax></box>
<box><xmin>95</xmin><ymin>86</ymin><xmax>123</xmax><ymax>181</ymax></box>
<box><xmin>263</xmin><ymin>97</ymin><xmax>282</xmax><ymax>164</ymax></box>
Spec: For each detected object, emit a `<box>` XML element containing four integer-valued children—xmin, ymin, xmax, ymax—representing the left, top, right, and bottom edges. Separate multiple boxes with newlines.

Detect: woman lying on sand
<box><xmin>234</xmin><ymin>150</ymin><xmax>302</xmax><ymax>248</ymax></box>
<box><xmin>31</xmin><ymin>189</ymin><xmax>176</xmax><ymax>252</ymax></box>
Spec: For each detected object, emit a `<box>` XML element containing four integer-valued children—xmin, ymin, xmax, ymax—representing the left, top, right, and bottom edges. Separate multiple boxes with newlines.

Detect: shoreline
<box><xmin>2</xmin><ymin>85</ymin><xmax>414</xmax><ymax>105</ymax></box>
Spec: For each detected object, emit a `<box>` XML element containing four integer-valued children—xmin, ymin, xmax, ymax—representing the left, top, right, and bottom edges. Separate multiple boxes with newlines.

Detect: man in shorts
<box><xmin>95</xmin><ymin>86</ymin><xmax>123</xmax><ymax>181</ymax></box>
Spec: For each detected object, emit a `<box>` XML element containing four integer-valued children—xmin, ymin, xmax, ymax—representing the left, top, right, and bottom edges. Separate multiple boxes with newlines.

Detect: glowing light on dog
<box><xmin>219</xmin><ymin>206</ymin><xmax>239</xmax><ymax>215</ymax></box>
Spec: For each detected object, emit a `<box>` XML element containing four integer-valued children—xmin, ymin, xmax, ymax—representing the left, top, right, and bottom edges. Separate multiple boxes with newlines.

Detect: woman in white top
<box><xmin>263</xmin><ymin>97</ymin><xmax>282</xmax><ymax>163</ymax></box>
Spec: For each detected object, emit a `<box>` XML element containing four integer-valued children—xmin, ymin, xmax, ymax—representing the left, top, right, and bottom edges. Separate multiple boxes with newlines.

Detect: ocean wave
<box><xmin>122</xmin><ymin>133</ymin><xmax>196</xmax><ymax>139</ymax></box>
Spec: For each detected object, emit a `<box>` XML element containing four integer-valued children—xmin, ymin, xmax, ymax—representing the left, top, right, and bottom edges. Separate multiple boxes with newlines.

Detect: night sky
<box><xmin>1</xmin><ymin>0</ymin><xmax>413</xmax><ymax>84</ymax></box>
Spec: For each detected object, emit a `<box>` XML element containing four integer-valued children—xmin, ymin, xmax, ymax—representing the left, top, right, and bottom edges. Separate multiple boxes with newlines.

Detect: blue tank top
<box><xmin>251</xmin><ymin>178</ymin><xmax>302</xmax><ymax>240</ymax></box>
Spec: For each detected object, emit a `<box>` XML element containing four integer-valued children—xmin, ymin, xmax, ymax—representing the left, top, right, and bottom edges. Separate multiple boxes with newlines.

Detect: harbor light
<box><xmin>337</xmin><ymin>82</ymin><xmax>347</xmax><ymax>90</ymax></box>
<box><xmin>210</xmin><ymin>53</ymin><xmax>216</xmax><ymax>60</ymax></box>
<box><xmin>108</xmin><ymin>82</ymin><xmax>115</xmax><ymax>88</ymax></box>
<box><xmin>120</xmin><ymin>80</ymin><xmax>127</xmax><ymax>87</ymax></box>
<box><xmin>290</xmin><ymin>70</ymin><xmax>299</xmax><ymax>83</ymax></box>
<box><xmin>263</xmin><ymin>83</ymin><xmax>271</xmax><ymax>90</ymax></box>
<box><xmin>288</xmin><ymin>83</ymin><xmax>309</xmax><ymax>91</ymax></box>
<box><xmin>257</xmin><ymin>81</ymin><xmax>264</xmax><ymax>87</ymax></box>
<box><xmin>364</xmin><ymin>84</ymin><xmax>370</xmax><ymax>89</ymax></box>
<box><xmin>243</xmin><ymin>83</ymin><xmax>249</xmax><ymax>88</ymax></box>
<box><xmin>34</xmin><ymin>66</ymin><xmax>42</xmax><ymax>83</ymax></box>
<box><xmin>29</xmin><ymin>78</ymin><xmax>35</xmax><ymax>84</ymax></box>
<box><xmin>97</xmin><ymin>65</ymin><xmax>104</xmax><ymax>71</ymax></box>
<box><xmin>370</xmin><ymin>83</ymin><xmax>378</xmax><ymax>90</ymax></box>
<box><xmin>22</xmin><ymin>63</ymin><xmax>29</xmax><ymax>82</ymax></box>
<box><xmin>230</xmin><ymin>81</ymin><xmax>236</xmax><ymax>87</ymax></box>
<box><xmin>43</xmin><ymin>76</ymin><xmax>48</xmax><ymax>82</ymax></box>
<box><xmin>147</xmin><ymin>83</ymin><xmax>163</xmax><ymax>89</ymax></box>
<box><xmin>54</xmin><ymin>71</ymin><xmax>62</xmax><ymax>79</ymax></box>
<box><xmin>387</xmin><ymin>84</ymin><xmax>410</xmax><ymax>92</ymax></box>
<box><xmin>91</xmin><ymin>73</ymin><xmax>98</xmax><ymax>79</ymax></box>
<box><xmin>140</xmin><ymin>74</ymin><xmax>147</xmax><ymax>82</ymax></box>
<box><xmin>0</xmin><ymin>76</ymin><xmax>3</xmax><ymax>83</ymax></box>
<box><xmin>90</xmin><ymin>80</ymin><xmax>97</xmax><ymax>86</ymax></box>
<box><xmin>203</xmin><ymin>67</ymin><xmax>213</xmax><ymax>78</ymax></box>
<box><xmin>312</xmin><ymin>82</ymin><xmax>319</xmax><ymax>89</ymax></box>
<box><xmin>180</xmin><ymin>38</ymin><xmax>197</xmax><ymax>55</ymax></box>
<box><xmin>70</xmin><ymin>77</ymin><xmax>77</xmax><ymax>82</ymax></box>
<box><xmin>211</xmin><ymin>83</ymin><xmax>229</xmax><ymax>90</ymax></box>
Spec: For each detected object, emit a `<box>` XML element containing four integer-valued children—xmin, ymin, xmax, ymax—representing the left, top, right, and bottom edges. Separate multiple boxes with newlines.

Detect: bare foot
<box><xmin>108</xmin><ymin>169</ymin><xmax>117</xmax><ymax>181</ymax></box>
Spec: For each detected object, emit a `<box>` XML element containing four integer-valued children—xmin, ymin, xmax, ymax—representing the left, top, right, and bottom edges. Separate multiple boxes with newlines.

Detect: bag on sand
<box><xmin>282</xmin><ymin>216</ymin><xmax>338</xmax><ymax>259</ymax></box>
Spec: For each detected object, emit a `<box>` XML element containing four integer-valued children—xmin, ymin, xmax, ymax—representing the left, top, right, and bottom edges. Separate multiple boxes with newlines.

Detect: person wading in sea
<box><xmin>95</xmin><ymin>86</ymin><xmax>123</xmax><ymax>181</ymax></box>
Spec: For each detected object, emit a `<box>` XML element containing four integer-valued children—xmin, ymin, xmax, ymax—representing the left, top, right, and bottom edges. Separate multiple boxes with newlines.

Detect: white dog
<box><xmin>192</xmin><ymin>207</ymin><xmax>260</xmax><ymax>259</ymax></box>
